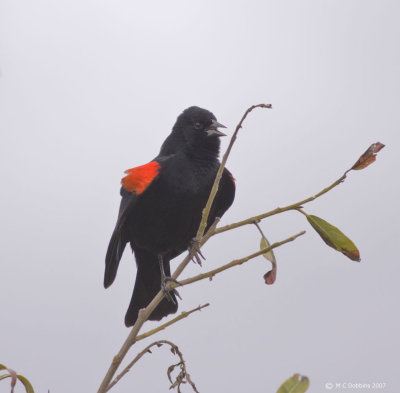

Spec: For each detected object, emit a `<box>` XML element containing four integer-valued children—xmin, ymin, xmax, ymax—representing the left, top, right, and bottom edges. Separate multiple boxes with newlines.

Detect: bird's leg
<box><xmin>158</xmin><ymin>254</ymin><xmax>181</xmax><ymax>303</ymax></box>
<box><xmin>189</xmin><ymin>238</ymin><xmax>206</xmax><ymax>266</ymax></box>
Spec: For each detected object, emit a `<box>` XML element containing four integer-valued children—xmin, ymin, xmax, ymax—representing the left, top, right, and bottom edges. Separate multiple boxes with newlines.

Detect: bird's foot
<box><xmin>161</xmin><ymin>276</ymin><xmax>182</xmax><ymax>304</ymax></box>
<box><xmin>189</xmin><ymin>238</ymin><xmax>206</xmax><ymax>266</ymax></box>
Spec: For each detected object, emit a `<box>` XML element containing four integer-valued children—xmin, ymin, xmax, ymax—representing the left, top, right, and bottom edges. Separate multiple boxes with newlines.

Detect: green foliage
<box><xmin>0</xmin><ymin>363</ymin><xmax>34</xmax><ymax>393</ymax></box>
<box><xmin>306</xmin><ymin>214</ymin><xmax>360</xmax><ymax>261</ymax></box>
<box><xmin>277</xmin><ymin>374</ymin><xmax>310</xmax><ymax>393</ymax></box>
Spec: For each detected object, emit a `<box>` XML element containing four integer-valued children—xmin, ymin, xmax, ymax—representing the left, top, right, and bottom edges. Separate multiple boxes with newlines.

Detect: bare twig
<box><xmin>174</xmin><ymin>231</ymin><xmax>305</xmax><ymax>288</ymax></box>
<box><xmin>136</xmin><ymin>303</ymin><xmax>210</xmax><ymax>342</ymax></box>
<box><xmin>97</xmin><ymin>289</ymin><xmax>170</xmax><ymax>392</ymax></box>
<box><xmin>106</xmin><ymin>340</ymin><xmax>198</xmax><ymax>393</ymax></box>
<box><xmin>196</xmin><ymin>103</ymin><xmax>272</xmax><ymax>240</ymax></box>
<box><xmin>215</xmin><ymin>172</ymin><xmax>347</xmax><ymax>235</ymax></box>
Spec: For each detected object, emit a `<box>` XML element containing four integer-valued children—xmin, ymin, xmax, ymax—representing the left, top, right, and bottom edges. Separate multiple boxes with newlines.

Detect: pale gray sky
<box><xmin>1</xmin><ymin>1</ymin><xmax>399</xmax><ymax>392</ymax></box>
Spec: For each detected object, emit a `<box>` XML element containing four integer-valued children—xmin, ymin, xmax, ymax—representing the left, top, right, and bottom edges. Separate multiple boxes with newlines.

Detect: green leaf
<box><xmin>0</xmin><ymin>365</ymin><xmax>34</xmax><ymax>393</ymax></box>
<box><xmin>277</xmin><ymin>374</ymin><xmax>310</xmax><ymax>393</ymax></box>
<box><xmin>306</xmin><ymin>215</ymin><xmax>360</xmax><ymax>261</ymax></box>
<box><xmin>260</xmin><ymin>236</ymin><xmax>276</xmax><ymax>264</ymax></box>
<box><xmin>17</xmin><ymin>375</ymin><xmax>35</xmax><ymax>393</ymax></box>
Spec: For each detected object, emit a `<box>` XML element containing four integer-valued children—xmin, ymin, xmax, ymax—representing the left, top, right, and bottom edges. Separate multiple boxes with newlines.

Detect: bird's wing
<box><xmin>104</xmin><ymin>161</ymin><xmax>161</xmax><ymax>288</ymax></box>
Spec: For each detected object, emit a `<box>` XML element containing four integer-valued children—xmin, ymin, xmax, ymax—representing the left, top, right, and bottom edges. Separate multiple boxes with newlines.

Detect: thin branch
<box><xmin>106</xmin><ymin>340</ymin><xmax>198</xmax><ymax>393</ymax></box>
<box><xmin>174</xmin><ymin>231</ymin><xmax>306</xmax><ymax>288</ymax></box>
<box><xmin>135</xmin><ymin>303</ymin><xmax>210</xmax><ymax>342</ymax></box>
<box><xmin>196</xmin><ymin>103</ymin><xmax>272</xmax><ymax>240</ymax></box>
<box><xmin>97</xmin><ymin>291</ymin><xmax>167</xmax><ymax>392</ymax></box>
<box><xmin>105</xmin><ymin>342</ymin><xmax>159</xmax><ymax>392</ymax></box>
<box><xmin>215</xmin><ymin>172</ymin><xmax>347</xmax><ymax>235</ymax></box>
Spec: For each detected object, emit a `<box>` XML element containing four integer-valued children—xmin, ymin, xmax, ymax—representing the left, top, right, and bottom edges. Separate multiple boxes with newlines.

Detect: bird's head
<box><xmin>171</xmin><ymin>106</ymin><xmax>226</xmax><ymax>156</ymax></box>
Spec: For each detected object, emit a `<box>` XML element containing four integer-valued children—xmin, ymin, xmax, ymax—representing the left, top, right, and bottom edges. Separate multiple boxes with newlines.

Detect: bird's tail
<box><xmin>104</xmin><ymin>228</ymin><xmax>127</xmax><ymax>288</ymax></box>
<box><xmin>125</xmin><ymin>250</ymin><xmax>178</xmax><ymax>327</ymax></box>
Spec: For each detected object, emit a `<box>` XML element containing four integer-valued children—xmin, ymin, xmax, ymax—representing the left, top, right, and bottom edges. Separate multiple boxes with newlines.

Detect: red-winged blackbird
<box><xmin>105</xmin><ymin>106</ymin><xmax>235</xmax><ymax>327</ymax></box>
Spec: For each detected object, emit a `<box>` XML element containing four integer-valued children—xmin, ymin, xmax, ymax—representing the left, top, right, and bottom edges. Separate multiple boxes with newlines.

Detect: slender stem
<box><xmin>135</xmin><ymin>304</ymin><xmax>210</xmax><ymax>342</ymax></box>
<box><xmin>173</xmin><ymin>231</ymin><xmax>305</xmax><ymax>288</ymax></box>
<box><xmin>196</xmin><ymin>104</ymin><xmax>272</xmax><ymax>240</ymax></box>
<box><xmin>296</xmin><ymin>208</ymin><xmax>308</xmax><ymax>217</ymax></box>
<box><xmin>105</xmin><ymin>342</ymin><xmax>160</xmax><ymax>392</ymax></box>
<box><xmin>98</xmin><ymin>289</ymin><xmax>172</xmax><ymax>392</ymax></box>
<box><xmin>215</xmin><ymin>172</ymin><xmax>347</xmax><ymax>235</ymax></box>
<box><xmin>106</xmin><ymin>340</ymin><xmax>197</xmax><ymax>393</ymax></box>
<box><xmin>253</xmin><ymin>220</ymin><xmax>268</xmax><ymax>240</ymax></box>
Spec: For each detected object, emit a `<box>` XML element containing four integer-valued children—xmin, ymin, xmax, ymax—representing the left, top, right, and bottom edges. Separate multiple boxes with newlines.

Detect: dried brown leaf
<box><xmin>167</xmin><ymin>364</ymin><xmax>177</xmax><ymax>384</ymax></box>
<box><xmin>351</xmin><ymin>142</ymin><xmax>385</xmax><ymax>170</ymax></box>
<box><xmin>264</xmin><ymin>269</ymin><xmax>277</xmax><ymax>285</ymax></box>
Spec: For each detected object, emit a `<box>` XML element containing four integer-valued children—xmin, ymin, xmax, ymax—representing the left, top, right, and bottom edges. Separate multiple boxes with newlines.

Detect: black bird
<box><xmin>105</xmin><ymin>106</ymin><xmax>235</xmax><ymax>326</ymax></box>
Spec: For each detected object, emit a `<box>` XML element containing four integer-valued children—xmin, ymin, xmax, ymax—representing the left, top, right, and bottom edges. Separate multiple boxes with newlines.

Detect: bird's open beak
<box><xmin>206</xmin><ymin>119</ymin><xmax>227</xmax><ymax>137</ymax></box>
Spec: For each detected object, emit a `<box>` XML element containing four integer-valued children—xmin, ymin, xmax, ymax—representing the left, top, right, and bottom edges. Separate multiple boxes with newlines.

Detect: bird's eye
<box><xmin>194</xmin><ymin>122</ymin><xmax>202</xmax><ymax>130</ymax></box>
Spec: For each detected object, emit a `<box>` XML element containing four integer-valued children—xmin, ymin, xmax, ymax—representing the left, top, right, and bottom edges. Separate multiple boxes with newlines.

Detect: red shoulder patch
<box><xmin>121</xmin><ymin>161</ymin><xmax>160</xmax><ymax>194</ymax></box>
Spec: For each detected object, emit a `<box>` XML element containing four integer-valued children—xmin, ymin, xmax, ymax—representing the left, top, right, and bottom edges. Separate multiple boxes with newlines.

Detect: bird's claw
<box><xmin>189</xmin><ymin>239</ymin><xmax>206</xmax><ymax>266</ymax></box>
<box><xmin>161</xmin><ymin>276</ymin><xmax>182</xmax><ymax>304</ymax></box>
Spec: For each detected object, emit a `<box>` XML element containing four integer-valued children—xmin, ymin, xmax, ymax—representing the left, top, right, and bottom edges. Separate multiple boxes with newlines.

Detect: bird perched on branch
<box><xmin>104</xmin><ymin>106</ymin><xmax>235</xmax><ymax>327</ymax></box>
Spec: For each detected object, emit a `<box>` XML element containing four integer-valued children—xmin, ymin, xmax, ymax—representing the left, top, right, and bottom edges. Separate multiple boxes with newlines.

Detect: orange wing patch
<box><xmin>121</xmin><ymin>161</ymin><xmax>160</xmax><ymax>194</ymax></box>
